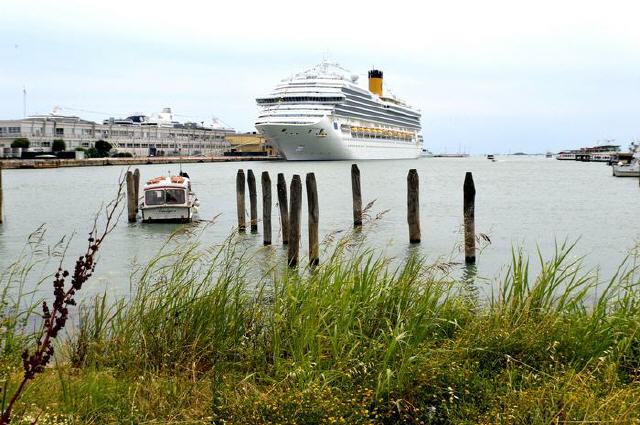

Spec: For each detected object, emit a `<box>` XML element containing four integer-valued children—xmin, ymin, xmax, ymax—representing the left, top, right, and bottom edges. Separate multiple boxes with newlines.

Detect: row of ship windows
<box><xmin>260</xmin><ymin>106</ymin><xmax>419</xmax><ymax>128</ymax></box>
<box><xmin>344</xmin><ymin>137</ymin><xmax>415</xmax><ymax>144</ymax></box>
<box><xmin>342</xmin><ymin>91</ymin><xmax>419</xmax><ymax>118</ymax></box>
<box><xmin>335</xmin><ymin>110</ymin><xmax>419</xmax><ymax>130</ymax></box>
<box><xmin>339</xmin><ymin>105</ymin><xmax>420</xmax><ymax>127</ymax></box>
<box><xmin>258</xmin><ymin>114</ymin><xmax>324</xmax><ymax>118</ymax></box>
<box><xmin>347</xmin><ymin>132</ymin><xmax>413</xmax><ymax>141</ymax></box>
<box><xmin>257</xmin><ymin>96</ymin><xmax>344</xmax><ymax>104</ymax></box>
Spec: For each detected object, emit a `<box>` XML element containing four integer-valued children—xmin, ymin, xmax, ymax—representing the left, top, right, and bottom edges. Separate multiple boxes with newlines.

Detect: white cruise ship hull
<box><xmin>257</xmin><ymin>117</ymin><xmax>421</xmax><ymax>161</ymax></box>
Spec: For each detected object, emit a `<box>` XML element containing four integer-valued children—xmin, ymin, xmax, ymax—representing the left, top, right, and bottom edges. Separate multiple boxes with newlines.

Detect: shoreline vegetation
<box><xmin>1</xmin><ymin>209</ymin><xmax>640</xmax><ymax>423</ymax></box>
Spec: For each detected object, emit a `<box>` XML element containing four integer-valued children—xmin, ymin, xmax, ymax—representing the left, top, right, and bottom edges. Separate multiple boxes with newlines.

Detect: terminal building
<box><xmin>0</xmin><ymin>107</ymin><xmax>236</xmax><ymax>157</ymax></box>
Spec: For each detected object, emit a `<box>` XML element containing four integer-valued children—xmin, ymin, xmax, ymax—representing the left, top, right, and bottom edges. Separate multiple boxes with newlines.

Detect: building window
<box><xmin>9</xmin><ymin>127</ymin><xmax>20</xmax><ymax>134</ymax></box>
<box><xmin>42</xmin><ymin>141</ymin><xmax>51</xmax><ymax>147</ymax></box>
<box><xmin>55</xmin><ymin>128</ymin><xmax>64</xmax><ymax>136</ymax></box>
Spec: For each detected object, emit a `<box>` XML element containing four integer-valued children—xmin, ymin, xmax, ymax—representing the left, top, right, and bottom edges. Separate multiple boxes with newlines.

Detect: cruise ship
<box><xmin>255</xmin><ymin>62</ymin><xmax>422</xmax><ymax>160</ymax></box>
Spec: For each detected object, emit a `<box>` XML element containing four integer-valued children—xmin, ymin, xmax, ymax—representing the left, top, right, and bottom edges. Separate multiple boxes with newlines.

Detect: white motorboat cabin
<box><xmin>141</xmin><ymin>174</ymin><xmax>198</xmax><ymax>222</ymax></box>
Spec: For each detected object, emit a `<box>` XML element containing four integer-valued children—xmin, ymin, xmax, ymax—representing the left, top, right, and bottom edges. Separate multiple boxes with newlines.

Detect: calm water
<box><xmin>1</xmin><ymin>156</ymin><xmax>638</xmax><ymax>300</ymax></box>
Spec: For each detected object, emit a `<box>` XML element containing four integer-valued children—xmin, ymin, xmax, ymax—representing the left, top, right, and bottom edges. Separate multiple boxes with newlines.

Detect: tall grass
<box><xmin>3</xmin><ymin>229</ymin><xmax>640</xmax><ymax>423</ymax></box>
<box><xmin>0</xmin><ymin>226</ymin><xmax>68</xmax><ymax>360</ymax></box>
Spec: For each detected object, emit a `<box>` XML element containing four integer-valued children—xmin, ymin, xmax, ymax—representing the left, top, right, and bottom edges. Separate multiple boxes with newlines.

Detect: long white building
<box><xmin>0</xmin><ymin>108</ymin><xmax>235</xmax><ymax>157</ymax></box>
<box><xmin>255</xmin><ymin>62</ymin><xmax>422</xmax><ymax>160</ymax></box>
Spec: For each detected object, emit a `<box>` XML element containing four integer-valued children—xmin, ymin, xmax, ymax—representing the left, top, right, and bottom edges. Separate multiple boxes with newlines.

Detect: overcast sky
<box><xmin>1</xmin><ymin>0</ymin><xmax>639</xmax><ymax>153</ymax></box>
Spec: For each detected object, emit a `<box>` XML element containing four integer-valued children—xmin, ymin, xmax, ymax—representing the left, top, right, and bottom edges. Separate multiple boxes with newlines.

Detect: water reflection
<box><xmin>1</xmin><ymin>156</ymin><xmax>638</xmax><ymax>299</ymax></box>
<box><xmin>461</xmin><ymin>263</ymin><xmax>480</xmax><ymax>303</ymax></box>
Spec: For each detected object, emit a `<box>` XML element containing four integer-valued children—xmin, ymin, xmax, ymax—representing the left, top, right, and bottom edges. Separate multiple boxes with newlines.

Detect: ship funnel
<box><xmin>368</xmin><ymin>69</ymin><xmax>383</xmax><ymax>96</ymax></box>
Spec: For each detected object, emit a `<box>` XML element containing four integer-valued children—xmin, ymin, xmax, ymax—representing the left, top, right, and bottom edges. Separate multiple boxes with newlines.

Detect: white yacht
<box><xmin>255</xmin><ymin>62</ymin><xmax>422</xmax><ymax>160</ymax></box>
<box><xmin>612</xmin><ymin>158</ymin><xmax>640</xmax><ymax>177</ymax></box>
<box><xmin>421</xmin><ymin>148</ymin><xmax>434</xmax><ymax>158</ymax></box>
<box><xmin>140</xmin><ymin>174</ymin><xmax>199</xmax><ymax>222</ymax></box>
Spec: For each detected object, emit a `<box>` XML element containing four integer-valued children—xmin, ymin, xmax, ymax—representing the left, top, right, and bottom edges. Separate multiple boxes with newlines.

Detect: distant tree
<box><xmin>94</xmin><ymin>140</ymin><xmax>112</xmax><ymax>154</ymax></box>
<box><xmin>85</xmin><ymin>147</ymin><xmax>97</xmax><ymax>158</ymax></box>
<box><xmin>74</xmin><ymin>147</ymin><xmax>86</xmax><ymax>152</ymax></box>
<box><xmin>11</xmin><ymin>138</ymin><xmax>29</xmax><ymax>149</ymax></box>
<box><xmin>52</xmin><ymin>139</ymin><xmax>66</xmax><ymax>152</ymax></box>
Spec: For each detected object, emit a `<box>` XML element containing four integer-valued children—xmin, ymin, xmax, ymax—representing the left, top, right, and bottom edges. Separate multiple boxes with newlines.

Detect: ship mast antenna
<box><xmin>22</xmin><ymin>86</ymin><xmax>27</xmax><ymax>117</ymax></box>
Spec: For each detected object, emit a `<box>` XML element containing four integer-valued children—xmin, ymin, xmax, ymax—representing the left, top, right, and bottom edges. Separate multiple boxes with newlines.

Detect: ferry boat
<box><xmin>140</xmin><ymin>173</ymin><xmax>199</xmax><ymax>222</ymax></box>
<box><xmin>556</xmin><ymin>150</ymin><xmax>578</xmax><ymax>160</ymax></box>
<box><xmin>255</xmin><ymin>62</ymin><xmax>422</xmax><ymax>160</ymax></box>
<box><xmin>556</xmin><ymin>145</ymin><xmax>620</xmax><ymax>162</ymax></box>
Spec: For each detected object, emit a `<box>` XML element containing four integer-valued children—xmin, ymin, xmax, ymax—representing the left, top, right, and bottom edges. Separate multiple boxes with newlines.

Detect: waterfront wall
<box><xmin>0</xmin><ymin>155</ymin><xmax>277</xmax><ymax>170</ymax></box>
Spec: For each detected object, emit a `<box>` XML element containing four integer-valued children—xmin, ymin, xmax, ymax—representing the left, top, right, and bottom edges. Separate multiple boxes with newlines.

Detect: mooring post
<box><xmin>247</xmin><ymin>169</ymin><xmax>258</xmax><ymax>233</ymax></box>
<box><xmin>277</xmin><ymin>173</ymin><xmax>289</xmax><ymax>244</ymax></box>
<box><xmin>407</xmin><ymin>169</ymin><xmax>421</xmax><ymax>243</ymax></box>
<box><xmin>306</xmin><ymin>173</ymin><xmax>319</xmax><ymax>266</ymax></box>
<box><xmin>236</xmin><ymin>169</ymin><xmax>246</xmax><ymax>232</ymax></box>
<box><xmin>351</xmin><ymin>164</ymin><xmax>362</xmax><ymax>227</ymax></box>
<box><xmin>126</xmin><ymin>171</ymin><xmax>136</xmax><ymax>223</ymax></box>
<box><xmin>288</xmin><ymin>174</ymin><xmax>302</xmax><ymax>267</ymax></box>
<box><xmin>262</xmin><ymin>171</ymin><xmax>272</xmax><ymax>245</ymax></box>
<box><xmin>0</xmin><ymin>162</ymin><xmax>3</xmax><ymax>224</ymax></box>
<box><xmin>463</xmin><ymin>172</ymin><xmax>476</xmax><ymax>264</ymax></box>
<box><xmin>133</xmin><ymin>168</ymin><xmax>140</xmax><ymax>213</ymax></box>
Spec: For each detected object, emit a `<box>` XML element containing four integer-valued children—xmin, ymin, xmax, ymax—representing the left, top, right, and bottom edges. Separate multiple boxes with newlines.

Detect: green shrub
<box><xmin>10</xmin><ymin>138</ymin><xmax>29</xmax><ymax>149</ymax></box>
<box><xmin>51</xmin><ymin>139</ymin><xmax>66</xmax><ymax>152</ymax></box>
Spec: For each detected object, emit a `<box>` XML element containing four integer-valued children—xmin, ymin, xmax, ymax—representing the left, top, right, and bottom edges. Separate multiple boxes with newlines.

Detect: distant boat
<box><xmin>612</xmin><ymin>154</ymin><xmax>640</xmax><ymax>177</ymax></box>
<box><xmin>545</xmin><ymin>152</ymin><xmax>553</xmax><ymax>158</ymax></box>
<box><xmin>487</xmin><ymin>154</ymin><xmax>495</xmax><ymax>161</ymax></box>
<box><xmin>421</xmin><ymin>149</ymin><xmax>434</xmax><ymax>158</ymax></box>
<box><xmin>433</xmin><ymin>153</ymin><xmax>470</xmax><ymax>158</ymax></box>
<box><xmin>557</xmin><ymin>150</ymin><xmax>578</xmax><ymax>160</ymax></box>
<box><xmin>612</xmin><ymin>161</ymin><xmax>639</xmax><ymax>177</ymax></box>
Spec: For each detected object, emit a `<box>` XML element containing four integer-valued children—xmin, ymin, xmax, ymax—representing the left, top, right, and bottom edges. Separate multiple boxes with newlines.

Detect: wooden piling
<box><xmin>236</xmin><ymin>169</ymin><xmax>246</xmax><ymax>232</ymax></box>
<box><xmin>126</xmin><ymin>171</ymin><xmax>136</xmax><ymax>223</ymax></box>
<box><xmin>0</xmin><ymin>163</ymin><xmax>3</xmax><ymax>224</ymax></box>
<box><xmin>407</xmin><ymin>169</ymin><xmax>421</xmax><ymax>243</ymax></box>
<box><xmin>277</xmin><ymin>173</ymin><xmax>289</xmax><ymax>244</ymax></box>
<box><xmin>133</xmin><ymin>168</ymin><xmax>140</xmax><ymax>213</ymax></box>
<box><xmin>288</xmin><ymin>175</ymin><xmax>302</xmax><ymax>267</ymax></box>
<box><xmin>262</xmin><ymin>171</ymin><xmax>272</xmax><ymax>245</ymax></box>
<box><xmin>351</xmin><ymin>164</ymin><xmax>362</xmax><ymax>227</ymax></box>
<box><xmin>306</xmin><ymin>173</ymin><xmax>319</xmax><ymax>266</ymax></box>
<box><xmin>247</xmin><ymin>169</ymin><xmax>258</xmax><ymax>233</ymax></box>
<box><xmin>463</xmin><ymin>172</ymin><xmax>476</xmax><ymax>264</ymax></box>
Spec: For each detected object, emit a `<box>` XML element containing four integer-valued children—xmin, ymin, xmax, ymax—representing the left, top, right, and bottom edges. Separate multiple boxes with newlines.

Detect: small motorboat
<box><xmin>487</xmin><ymin>154</ymin><xmax>496</xmax><ymax>161</ymax></box>
<box><xmin>612</xmin><ymin>160</ymin><xmax>640</xmax><ymax>177</ymax></box>
<box><xmin>140</xmin><ymin>173</ymin><xmax>199</xmax><ymax>222</ymax></box>
<box><xmin>421</xmin><ymin>149</ymin><xmax>434</xmax><ymax>158</ymax></box>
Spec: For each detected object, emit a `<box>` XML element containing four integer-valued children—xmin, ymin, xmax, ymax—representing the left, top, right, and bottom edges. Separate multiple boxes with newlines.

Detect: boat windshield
<box><xmin>145</xmin><ymin>188</ymin><xmax>186</xmax><ymax>206</ymax></box>
<box><xmin>145</xmin><ymin>189</ymin><xmax>165</xmax><ymax>206</ymax></box>
<box><xmin>165</xmin><ymin>189</ymin><xmax>186</xmax><ymax>204</ymax></box>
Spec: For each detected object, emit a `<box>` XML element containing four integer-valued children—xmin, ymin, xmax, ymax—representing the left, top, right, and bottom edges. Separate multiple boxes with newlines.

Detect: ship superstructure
<box><xmin>255</xmin><ymin>62</ymin><xmax>422</xmax><ymax>160</ymax></box>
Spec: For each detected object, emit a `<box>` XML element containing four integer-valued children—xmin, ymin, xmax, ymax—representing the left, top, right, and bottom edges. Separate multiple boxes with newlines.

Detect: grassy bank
<box><xmin>1</xmin><ymin>233</ymin><xmax>640</xmax><ymax>424</ymax></box>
